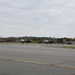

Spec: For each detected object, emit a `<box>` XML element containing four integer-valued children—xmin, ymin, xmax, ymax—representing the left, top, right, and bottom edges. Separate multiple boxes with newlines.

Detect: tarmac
<box><xmin>0</xmin><ymin>43</ymin><xmax>75</xmax><ymax>75</ymax></box>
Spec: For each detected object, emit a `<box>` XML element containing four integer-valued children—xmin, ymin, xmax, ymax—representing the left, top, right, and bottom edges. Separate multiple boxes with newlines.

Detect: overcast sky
<box><xmin>0</xmin><ymin>0</ymin><xmax>75</xmax><ymax>38</ymax></box>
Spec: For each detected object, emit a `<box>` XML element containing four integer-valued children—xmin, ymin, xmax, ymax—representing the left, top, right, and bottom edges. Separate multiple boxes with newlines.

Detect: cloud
<box><xmin>0</xmin><ymin>0</ymin><xmax>75</xmax><ymax>37</ymax></box>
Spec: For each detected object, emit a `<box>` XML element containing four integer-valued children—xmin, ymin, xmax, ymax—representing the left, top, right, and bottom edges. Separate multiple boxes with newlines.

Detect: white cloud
<box><xmin>0</xmin><ymin>0</ymin><xmax>75</xmax><ymax>37</ymax></box>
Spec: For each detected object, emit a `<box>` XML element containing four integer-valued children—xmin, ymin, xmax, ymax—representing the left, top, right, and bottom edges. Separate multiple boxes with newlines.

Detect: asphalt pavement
<box><xmin>0</xmin><ymin>43</ymin><xmax>75</xmax><ymax>75</ymax></box>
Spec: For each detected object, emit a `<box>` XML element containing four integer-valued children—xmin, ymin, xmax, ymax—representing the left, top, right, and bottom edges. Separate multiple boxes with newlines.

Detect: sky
<box><xmin>0</xmin><ymin>0</ymin><xmax>75</xmax><ymax>38</ymax></box>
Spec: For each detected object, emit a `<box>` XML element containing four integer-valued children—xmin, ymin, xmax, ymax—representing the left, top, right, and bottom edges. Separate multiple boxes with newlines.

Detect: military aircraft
<box><xmin>63</xmin><ymin>39</ymin><xmax>73</xmax><ymax>45</ymax></box>
<box><xmin>0</xmin><ymin>39</ymin><xmax>5</xmax><ymax>42</ymax></box>
<box><xmin>43</xmin><ymin>39</ymin><xmax>54</xmax><ymax>44</ymax></box>
<box><xmin>64</xmin><ymin>41</ymin><xmax>73</xmax><ymax>45</ymax></box>
<box><xmin>20</xmin><ymin>39</ymin><xmax>31</xmax><ymax>44</ymax></box>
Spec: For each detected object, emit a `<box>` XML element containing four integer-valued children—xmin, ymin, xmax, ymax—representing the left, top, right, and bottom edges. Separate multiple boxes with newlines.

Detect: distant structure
<box><xmin>43</xmin><ymin>37</ymin><xmax>54</xmax><ymax>44</ymax></box>
<box><xmin>63</xmin><ymin>38</ymin><xmax>72</xmax><ymax>44</ymax></box>
<box><xmin>63</xmin><ymin>38</ymin><xmax>66</xmax><ymax>44</ymax></box>
<box><xmin>0</xmin><ymin>35</ymin><xmax>5</xmax><ymax>42</ymax></box>
<box><xmin>20</xmin><ymin>36</ymin><xmax>32</xmax><ymax>44</ymax></box>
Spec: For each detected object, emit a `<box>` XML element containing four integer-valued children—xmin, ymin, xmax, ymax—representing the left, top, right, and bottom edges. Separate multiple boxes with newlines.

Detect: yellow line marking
<box><xmin>15</xmin><ymin>60</ymin><xmax>49</xmax><ymax>65</ymax></box>
<box><xmin>54</xmin><ymin>64</ymin><xmax>75</xmax><ymax>69</ymax></box>
<box><xmin>15</xmin><ymin>60</ymin><xmax>75</xmax><ymax>69</ymax></box>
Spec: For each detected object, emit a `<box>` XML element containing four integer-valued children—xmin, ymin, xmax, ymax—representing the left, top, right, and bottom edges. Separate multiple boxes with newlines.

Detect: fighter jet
<box><xmin>43</xmin><ymin>39</ymin><xmax>54</xmax><ymax>44</ymax></box>
<box><xmin>20</xmin><ymin>38</ymin><xmax>31</xmax><ymax>44</ymax></box>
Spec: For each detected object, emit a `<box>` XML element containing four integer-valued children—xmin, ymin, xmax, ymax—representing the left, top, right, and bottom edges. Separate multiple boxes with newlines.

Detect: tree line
<box><xmin>0</xmin><ymin>36</ymin><xmax>75</xmax><ymax>44</ymax></box>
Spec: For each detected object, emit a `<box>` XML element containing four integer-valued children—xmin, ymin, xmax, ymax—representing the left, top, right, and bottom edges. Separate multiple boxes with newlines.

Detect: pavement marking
<box><xmin>1</xmin><ymin>59</ymin><xmax>75</xmax><ymax>69</ymax></box>
<box><xmin>0</xmin><ymin>59</ymin><xmax>49</xmax><ymax>65</ymax></box>
<box><xmin>15</xmin><ymin>60</ymin><xmax>49</xmax><ymax>65</ymax></box>
<box><xmin>54</xmin><ymin>64</ymin><xmax>75</xmax><ymax>69</ymax></box>
<box><xmin>15</xmin><ymin>60</ymin><xmax>75</xmax><ymax>69</ymax></box>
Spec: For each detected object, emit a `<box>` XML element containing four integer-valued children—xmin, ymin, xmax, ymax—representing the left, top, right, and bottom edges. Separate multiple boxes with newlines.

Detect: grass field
<box><xmin>44</xmin><ymin>44</ymin><xmax>75</xmax><ymax>49</ymax></box>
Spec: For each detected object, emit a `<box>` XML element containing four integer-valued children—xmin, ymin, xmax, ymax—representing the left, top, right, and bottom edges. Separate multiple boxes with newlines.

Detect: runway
<box><xmin>0</xmin><ymin>43</ymin><xmax>75</xmax><ymax>75</ymax></box>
